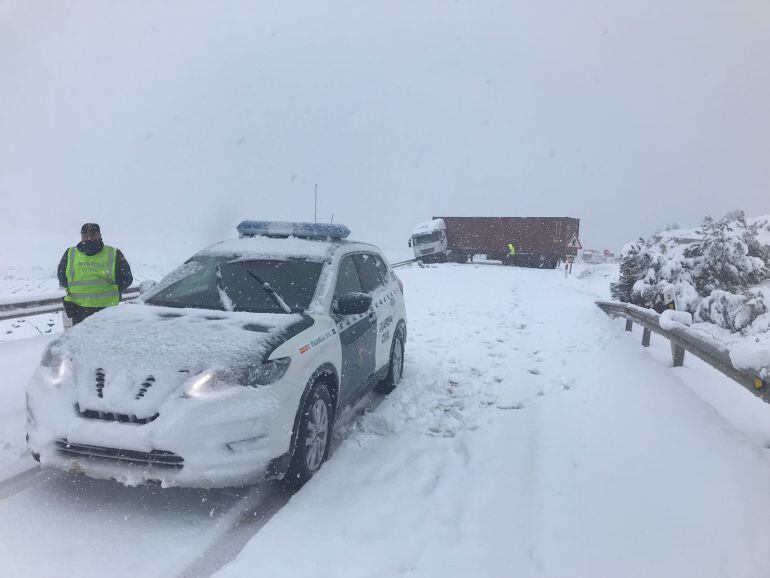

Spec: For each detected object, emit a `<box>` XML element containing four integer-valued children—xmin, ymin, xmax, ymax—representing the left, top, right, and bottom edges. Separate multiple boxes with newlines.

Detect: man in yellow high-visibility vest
<box><xmin>57</xmin><ymin>223</ymin><xmax>133</xmax><ymax>325</ymax></box>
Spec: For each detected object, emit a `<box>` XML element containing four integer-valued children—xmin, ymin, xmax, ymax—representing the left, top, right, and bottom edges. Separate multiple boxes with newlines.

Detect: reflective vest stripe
<box><xmin>69</xmin><ymin>278</ymin><xmax>114</xmax><ymax>287</ymax></box>
<box><xmin>67</xmin><ymin>248</ymin><xmax>76</xmax><ymax>285</ymax></box>
<box><xmin>69</xmin><ymin>290</ymin><xmax>120</xmax><ymax>299</ymax></box>
<box><xmin>105</xmin><ymin>246</ymin><xmax>115</xmax><ymax>283</ymax></box>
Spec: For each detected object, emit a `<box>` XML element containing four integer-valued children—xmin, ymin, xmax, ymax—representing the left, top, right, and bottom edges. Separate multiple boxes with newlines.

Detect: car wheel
<box><xmin>285</xmin><ymin>382</ymin><xmax>333</xmax><ymax>487</ymax></box>
<box><xmin>375</xmin><ymin>325</ymin><xmax>405</xmax><ymax>394</ymax></box>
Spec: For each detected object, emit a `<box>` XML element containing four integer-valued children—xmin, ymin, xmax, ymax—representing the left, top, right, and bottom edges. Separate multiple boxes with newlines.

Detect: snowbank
<box><xmin>659</xmin><ymin>309</ymin><xmax>693</xmax><ymax>330</ymax></box>
<box><xmin>730</xmin><ymin>335</ymin><xmax>770</xmax><ymax>380</ymax></box>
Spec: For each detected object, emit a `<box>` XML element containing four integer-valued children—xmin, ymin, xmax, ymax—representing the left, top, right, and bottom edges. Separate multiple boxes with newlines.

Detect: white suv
<box><xmin>27</xmin><ymin>221</ymin><xmax>407</xmax><ymax>488</ymax></box>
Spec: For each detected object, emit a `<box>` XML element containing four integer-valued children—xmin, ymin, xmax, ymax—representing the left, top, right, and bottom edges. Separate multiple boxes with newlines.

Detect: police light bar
<box><xmin>237</xmin><ymin>221</ymin><xmax>351</xmax><ymax>240</ymax></box>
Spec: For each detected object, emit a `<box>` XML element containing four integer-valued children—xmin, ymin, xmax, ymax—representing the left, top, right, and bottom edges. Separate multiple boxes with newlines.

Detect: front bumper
<box><xmin>26</xmin><ymin>368</ymin><xmax>303</xmax><ymax>488</ymax></box>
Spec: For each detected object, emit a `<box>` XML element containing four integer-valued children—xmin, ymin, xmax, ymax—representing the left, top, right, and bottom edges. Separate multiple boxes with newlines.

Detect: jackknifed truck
<box><xmin>408</xmin><ymin>216</ymin><xmax>581</xmax><ymax>268</ymax></box>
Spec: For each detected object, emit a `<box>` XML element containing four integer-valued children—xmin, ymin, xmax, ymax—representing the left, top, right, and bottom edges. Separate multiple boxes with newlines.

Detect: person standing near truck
<box><xmin>57</xmin><ymin>223</ymin><xmax>133</xmax><ymax>325</ymax></box>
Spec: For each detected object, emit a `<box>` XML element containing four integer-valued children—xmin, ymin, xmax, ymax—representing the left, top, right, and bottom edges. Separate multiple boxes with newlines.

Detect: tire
<box><xmin>375</xmin><ymin>324</ymin><xmax>405</xmax><ymax>394</ymax></box>
<box><xmin>284</xmin><ymin>382</ymin><xmax>334</xmax><ymax>487</ymax></box>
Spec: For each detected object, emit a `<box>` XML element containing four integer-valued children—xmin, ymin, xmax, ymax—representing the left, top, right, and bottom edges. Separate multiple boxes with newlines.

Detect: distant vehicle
<box><xmin>27</xmin><ymin>221</ymin><xmax>407</xmax><ymax>488</ymax></box>
<box><xmin>580</xmin><ymin>249</ymin><xmax>603</xmax><ymax>264</ymax></box>
<box><xmin>408</xmin><ymin>216</ymin><xmax>580</xmax><ymax>269</ymax></box>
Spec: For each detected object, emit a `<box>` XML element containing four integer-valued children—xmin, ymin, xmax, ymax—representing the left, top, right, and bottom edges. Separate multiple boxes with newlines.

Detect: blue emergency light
<box><xmin>237</xmin><ymin>221</ymin><xmax>351</xmax><ymax>240</ymax></box>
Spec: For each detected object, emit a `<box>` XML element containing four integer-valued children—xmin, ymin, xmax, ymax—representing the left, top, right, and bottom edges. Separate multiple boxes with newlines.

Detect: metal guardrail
<box><xmin>0</xmin><ymin>288</ymin><xmax>140</xmax><ymax>323</ymax></box>
<box><xmin>391</xmin><ymin>258</ymin><xmax>419</xmax><ymax>268</ymax></box>
<box><xmin>596</xmin><ymin>301</ymin><xmax>770</xmax><ymax>404</ymax></box>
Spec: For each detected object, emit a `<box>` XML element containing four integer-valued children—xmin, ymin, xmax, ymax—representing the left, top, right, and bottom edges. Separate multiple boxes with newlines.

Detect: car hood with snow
<box><xmin>46</xmin><ymin>302</ymin><xmax>303</xmax><ymax>417</ymax></box>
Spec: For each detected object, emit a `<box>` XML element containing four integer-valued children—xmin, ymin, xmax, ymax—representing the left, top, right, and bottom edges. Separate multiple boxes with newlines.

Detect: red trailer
<box><xmin>417</xmin><ymin>216</ymin><xmax>580</xmax><ymax>268</ymax></box>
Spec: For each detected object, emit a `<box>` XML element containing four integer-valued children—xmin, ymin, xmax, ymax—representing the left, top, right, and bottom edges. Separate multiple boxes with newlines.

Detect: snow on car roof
<box><xmin>199</xmin><ymin>235</ymin><xmax>382</xmax><ymax>262</ymax></box>
<box><xmin>199</xmin><ymin>236</ymin><xmax>341</xmax><ymax>261</ymax></box>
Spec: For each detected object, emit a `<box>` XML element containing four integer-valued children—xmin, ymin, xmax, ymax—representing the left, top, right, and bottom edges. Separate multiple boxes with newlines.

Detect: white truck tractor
<box><xmin>408</xmin><ymin>219</ymin><xmax>448</xmax><ymax>262</ymax></box>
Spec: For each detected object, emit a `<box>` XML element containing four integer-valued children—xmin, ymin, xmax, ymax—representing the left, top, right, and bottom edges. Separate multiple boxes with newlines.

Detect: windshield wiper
<box><xmin>246</xmin><ymin>271</ymin><xmax>293</xmax><ymax>314</ymax></box>
<box><xmin>215</xmin><ymin>266</ymin><xmax>235</xmax><ymax>311</ymax></box>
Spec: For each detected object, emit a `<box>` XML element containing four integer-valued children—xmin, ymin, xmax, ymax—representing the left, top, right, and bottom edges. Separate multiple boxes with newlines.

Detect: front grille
<box><xmin>95</xmin><ymin>368</ymin><xmax>105</xmax><ymax>398</ymax></box>
<box><xmin>135</xmin><ymin>376</ymin><xmax>155</xmax><ymax>400</ymax></box>
<box><xmin>55</xmin><ymin>439</ymin><xmax>184</xmax><ymax>469</ymax></box>
<box><xmin>93</xmin><ymin>369</ymin><xmax>159</xmax><ymax>401</ymax></box>
<box><xmin>76</xmin><ymin>403</ymin><xmax>159</xmax><ymax>425</ymax></box>
<box><xmin>420</xmin><ymin>247</ymin><xmax>436</xmax><ymax>255</ymax></box>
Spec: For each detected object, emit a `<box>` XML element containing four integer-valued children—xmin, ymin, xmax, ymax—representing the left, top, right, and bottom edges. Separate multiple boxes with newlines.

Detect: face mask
<box><xmin>80</xmin><ymin>239</ymin><xmax>104</xmax><ymax>254</ymax></box>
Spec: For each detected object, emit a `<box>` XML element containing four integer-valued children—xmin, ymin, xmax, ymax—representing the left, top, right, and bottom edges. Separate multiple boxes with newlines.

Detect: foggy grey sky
<box><xmin>1</xmin><ymin>0</ymin><xmax>769</xmax><ymax>269</ymax></box>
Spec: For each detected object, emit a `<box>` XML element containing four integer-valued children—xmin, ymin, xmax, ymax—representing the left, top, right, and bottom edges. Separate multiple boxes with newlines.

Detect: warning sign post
<box><xmin>566</xmin><ymin>235</ymin><xmax>582</xmax><ymax>251</ymax></box>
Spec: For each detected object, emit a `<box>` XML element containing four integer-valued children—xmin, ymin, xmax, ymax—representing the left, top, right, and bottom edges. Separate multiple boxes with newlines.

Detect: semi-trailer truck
<box><xmin>408</xmin><ymin>216</ymin><xmax>580</xmax><ymax>269</ymax></box>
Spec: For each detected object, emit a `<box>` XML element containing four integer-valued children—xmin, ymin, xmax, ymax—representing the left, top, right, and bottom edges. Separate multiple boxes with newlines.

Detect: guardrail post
<box><xmin>625</xmin><ymin>319</ymin><xmax>633</xmax><ymax>332</ymax></box>
<box><xmin>671</xmin><ymin>342</ymin><xmax>685</xmax><ymax>367</ymax></box>
<box><xmin>642</xmin><ymin>327</ymin><xmax>651</xmax><ymax>347</ymax></box>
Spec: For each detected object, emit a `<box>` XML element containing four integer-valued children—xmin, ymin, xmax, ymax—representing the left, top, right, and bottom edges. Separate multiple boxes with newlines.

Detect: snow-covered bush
<box><xmin>694</xmin><ymin>289</ymin><xmax>767</xmax><ymax>332</ymax></box>
<box><xmin>613</xmin><ymin>211</ymin><xmax>770</xmax><ymax>333</ymax></box>
<box><xmin>684</xmin><ymin>214</ymin><xmax>767</xmax><ymax>295</ymax></box>
<box><xmin>610</xmin><ymin>241</ymin><xmax>649</xmax><ymax>303</ymax></box>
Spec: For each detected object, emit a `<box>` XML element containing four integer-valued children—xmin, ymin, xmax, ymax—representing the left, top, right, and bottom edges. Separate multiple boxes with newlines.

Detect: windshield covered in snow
<box><xmin>413</xmin><ymin>232</ymin><xmax>442</xmax><ymax>245</ymax></box>
<box><xmin>146</xmin><ymin>256</ymin><xmax>323</xmax><ymax>313</ymax></box>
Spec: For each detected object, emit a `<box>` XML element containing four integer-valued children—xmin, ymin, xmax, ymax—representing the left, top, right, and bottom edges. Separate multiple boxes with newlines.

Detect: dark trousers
<box><xmin>63</xmin><ymin>300</ymin><xmax>104</xmax><ymax>325</ymax></box>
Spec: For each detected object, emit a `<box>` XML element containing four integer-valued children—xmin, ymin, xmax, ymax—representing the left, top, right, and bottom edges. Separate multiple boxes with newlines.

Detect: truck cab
<box><xmin>409</xmin><ymin>219</ymin><xmax>448</xmax><ymax>262</ymax></box>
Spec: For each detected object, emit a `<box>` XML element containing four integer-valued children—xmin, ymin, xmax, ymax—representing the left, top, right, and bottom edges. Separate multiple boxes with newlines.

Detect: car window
<box><xmin>334</xmin><ymin>255</ymin><xmax>363</xmax><ymax>300</ymax></box>
<box><xmin>354</xmin><ymin>253</ymin><xmax>387</xmax><ymax>293</ymax></box>
<box><xmin>146</xmin><ymin>256</ymin><xmax>323</xmax><ymax>313</ymax></box>
<box><xmin>371</xmin><ymin>254</ymin><xmax>389</xmax><ymax>285</ymax></box>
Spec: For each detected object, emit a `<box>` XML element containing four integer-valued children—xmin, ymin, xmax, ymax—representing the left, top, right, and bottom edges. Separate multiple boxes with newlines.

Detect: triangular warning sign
<box><xmin>566</xmin><ymin>235</ymin><xmax>582</xmax><ymax>249</ymax></box>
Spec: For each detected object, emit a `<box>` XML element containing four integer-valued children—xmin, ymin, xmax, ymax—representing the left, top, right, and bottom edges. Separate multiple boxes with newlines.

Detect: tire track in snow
<box><xmin>173</xmin><ymin>391</ymin><xmax>386</xmax><ymax>577</ymax></box>
<box><xmin>163</xmin><ymin>483</ymin><xmax>290</xmax><ymax>578</ymax></box>
<box><xmin>0</xmin><ymin>465</ymin><xmax>47</xmax><ymax>502</ymax></box>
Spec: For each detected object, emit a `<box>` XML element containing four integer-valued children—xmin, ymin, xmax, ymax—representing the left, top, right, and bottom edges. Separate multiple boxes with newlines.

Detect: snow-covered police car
<box><xmin>26</xmin><ymin>222</ymin><xmax>407</xmax><ymax>488</ymax></box>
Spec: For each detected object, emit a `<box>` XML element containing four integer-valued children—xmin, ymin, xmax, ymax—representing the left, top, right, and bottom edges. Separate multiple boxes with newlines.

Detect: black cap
<box><xmin>81</xmin><ymin>223</ymin><xmax>100</xmax><ymax>233</ymax></box>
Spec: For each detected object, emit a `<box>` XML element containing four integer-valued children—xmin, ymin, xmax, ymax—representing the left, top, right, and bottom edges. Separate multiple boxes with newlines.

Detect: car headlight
<box><xmin>40</xmin><ymin>343</ymin><xmax>61</xmax><ymax>369</ymax></box>
<box><xmin>40</xmin><ymin>344</ymin><xmax>72</xmax><ymax>387</ymax></box>
<box><xmin>184</xmin><ymin>357</ymin><xmax>291</xmax><ymax>398</ymax></box>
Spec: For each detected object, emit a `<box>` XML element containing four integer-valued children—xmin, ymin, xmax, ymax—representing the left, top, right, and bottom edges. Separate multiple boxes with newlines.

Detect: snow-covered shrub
<box><xmin>612</xmin><ymin>211</ymin><xmax>770</xmax><ymax>331</ymax></box>
<box><xmin>747</xmin><ymin>219</ymin><xmax>770</xmax><ymax>264</ymax></box>
<box><xmin>694</xmin><ymin>289</ymin><xmax>767</xmax><ymax>332</ymax></box>
<box><xmin>684</xmin><ymin>213</ymin><xmax>768</xmax><ymax>295</ymax></box>
<box><xmin>610</xmin><ymin>240</ymin><xmax>649</xmax><ymax>303</ymax></box>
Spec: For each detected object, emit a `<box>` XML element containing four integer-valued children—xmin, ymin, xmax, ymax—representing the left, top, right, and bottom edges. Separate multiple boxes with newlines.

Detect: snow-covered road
<box><xmin>1</xmin><ymin>263</ymin><xmax>770</xmax><ymax>577</ymax></box>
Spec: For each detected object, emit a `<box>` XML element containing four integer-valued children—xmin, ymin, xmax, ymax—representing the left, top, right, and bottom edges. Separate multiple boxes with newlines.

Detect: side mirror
<box><xmin>408</xmin><ymin>239</ymin><xmax>413</xmax><ymax>248</ymax></box>
<box><xmin>334</xmin><ymin>292</ymin><xmax>372</xmax><ymax>316</ymax></box>
<box><xmin>139</xmin><ymin>279</ymin><xmax>157</xmax><ymax>295</ymax></box>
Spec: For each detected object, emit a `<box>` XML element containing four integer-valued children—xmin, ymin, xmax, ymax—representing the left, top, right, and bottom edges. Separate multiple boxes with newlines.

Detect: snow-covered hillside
<box><xmin>3</xmin><ymin>262</ymin><xmax>770</xmax><ymax>577</ymax></box>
